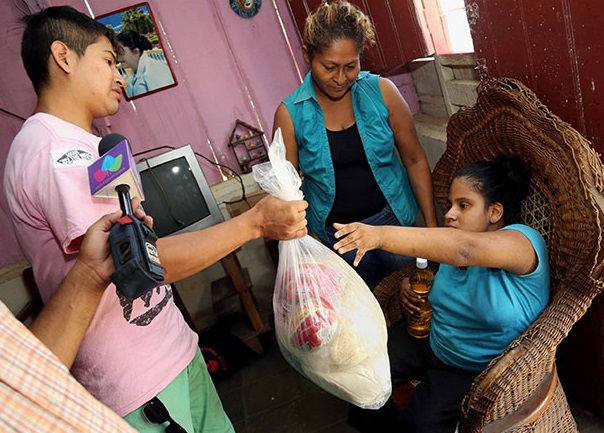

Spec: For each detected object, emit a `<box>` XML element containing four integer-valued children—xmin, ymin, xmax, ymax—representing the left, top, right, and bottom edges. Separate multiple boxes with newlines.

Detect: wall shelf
<box><xmin>228</xmin><ymin>119</ymin><xmax>269</xmax><ymax>174</ymax></box>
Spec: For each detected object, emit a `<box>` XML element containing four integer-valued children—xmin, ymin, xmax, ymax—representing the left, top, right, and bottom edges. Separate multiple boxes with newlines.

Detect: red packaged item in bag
<box><xmin>290</xmin><ymin>296</ymin><xmax>338</xmax><ymax>352</ymax></box>
<box><xmin>253</xmin><ymin>129</ymin><xmax>391</xmax><ymax>410</ymax></box>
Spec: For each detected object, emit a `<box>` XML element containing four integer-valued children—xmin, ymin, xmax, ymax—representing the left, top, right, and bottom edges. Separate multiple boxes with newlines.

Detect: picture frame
<box><xmin>97</xmin><ymin>3</ymin><xmax>177</xmax><ymax>100</ymax></box>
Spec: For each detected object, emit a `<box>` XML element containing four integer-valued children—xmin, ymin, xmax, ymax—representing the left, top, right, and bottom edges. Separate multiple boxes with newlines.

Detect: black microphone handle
<box><xmin>116</xmin><ymin>184</ymin><xmax>133</xmax><ymax>216</ymax></box>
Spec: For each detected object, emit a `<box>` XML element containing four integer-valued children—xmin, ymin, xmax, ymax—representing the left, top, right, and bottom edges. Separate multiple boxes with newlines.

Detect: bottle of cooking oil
<box><xmin>407</xmin><ymin>258</ymin><xmax>434</xmax><ymax>339</ymax></box>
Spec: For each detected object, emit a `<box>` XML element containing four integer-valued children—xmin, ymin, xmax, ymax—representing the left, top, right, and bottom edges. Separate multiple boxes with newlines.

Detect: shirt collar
<box><xmin>291</xmin><ymin>71</ymin><xmax>370</xmax><ymax>104</ymax></box>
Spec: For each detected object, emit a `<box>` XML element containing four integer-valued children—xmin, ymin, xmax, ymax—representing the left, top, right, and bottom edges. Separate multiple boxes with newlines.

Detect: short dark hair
<box><xmin>20</xmin><ymin>6</ymin><xmax>118</xmax><ymax>94</ymax></box>
<box><xmin>454</xmin><ymin>155</ymin><xmax>533</xmax><ymax>225</ymax></box>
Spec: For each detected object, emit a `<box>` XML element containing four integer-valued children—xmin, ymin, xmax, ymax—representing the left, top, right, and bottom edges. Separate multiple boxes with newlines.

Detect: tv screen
<box><xmin>137</xmin><ymin>145</ymin><xmax>224</xmax><ymax>237</ymax></box>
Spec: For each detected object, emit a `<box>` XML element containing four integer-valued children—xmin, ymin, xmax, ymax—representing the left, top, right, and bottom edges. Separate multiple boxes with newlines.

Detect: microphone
<box><xmin>88</xmin><ymin>134</ymin><xmax>164</xmax><ymax>300</ymax></box>
<box><xmin>88</xmin><ymin>133</ymin><xmax>144</xmax><ymax>206</ymax></box>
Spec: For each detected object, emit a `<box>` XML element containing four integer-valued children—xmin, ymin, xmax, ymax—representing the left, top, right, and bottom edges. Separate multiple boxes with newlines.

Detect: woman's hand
<box><xmin>333</xmin><ymin>222</ymin><xmax>382</xmax><ymax>266</ymax></box>
<box><xmin>400</xmin><ymin>277</ymin><xmax>424</xmax><ymax>316</ymax></box>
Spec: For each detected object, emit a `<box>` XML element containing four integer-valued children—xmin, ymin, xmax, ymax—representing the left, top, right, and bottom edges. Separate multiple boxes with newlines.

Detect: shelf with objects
<box><xmin>228</xmin><ymin>119</ymin><xmax>269</xmax><ymax>174</ymax></box>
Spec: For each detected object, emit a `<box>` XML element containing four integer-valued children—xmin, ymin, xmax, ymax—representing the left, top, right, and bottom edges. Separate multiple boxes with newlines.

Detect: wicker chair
<box><xmin>374</xmin><ymin>78</ymin><xmax>604</xmax><ymax>432</ymax></box>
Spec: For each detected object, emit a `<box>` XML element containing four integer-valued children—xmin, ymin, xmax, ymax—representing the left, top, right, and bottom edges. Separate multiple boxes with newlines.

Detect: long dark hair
<box><xmin>454</xmin><ymin>155</ymin><xmax>532</xmax><ymax>225</ymax></box>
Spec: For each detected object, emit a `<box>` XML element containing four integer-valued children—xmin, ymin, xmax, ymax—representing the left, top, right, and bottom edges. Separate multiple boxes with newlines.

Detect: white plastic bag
<box><xmin>252</xmin><ymin>129</ymin><xmax>391</xmax><ymax>409</ymax></box>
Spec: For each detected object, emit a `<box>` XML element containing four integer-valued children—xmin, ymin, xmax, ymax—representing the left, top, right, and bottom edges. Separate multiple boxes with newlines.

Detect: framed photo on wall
<box><xmin>97</xmin><ymin>3</ymin><xmax>177</xmax><ymax>100</ymax></box>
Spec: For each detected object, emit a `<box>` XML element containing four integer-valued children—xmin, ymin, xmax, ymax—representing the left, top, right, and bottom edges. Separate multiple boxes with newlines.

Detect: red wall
<box><xmin>467</xmin><ymin>0</ymin><xmax>604</xmax><ymax>154</ymax></box>
<box><xmin>468</xmin><ymin>0</ymin><xmax>604</xmax><ymax>416</ymax></box>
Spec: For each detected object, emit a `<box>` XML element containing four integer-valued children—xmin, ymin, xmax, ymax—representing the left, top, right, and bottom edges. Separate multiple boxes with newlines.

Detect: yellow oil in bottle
<box><xmin>407</xmin><ymin>258</ymin><xmax>434</xmax><ymax>339</ymax></box>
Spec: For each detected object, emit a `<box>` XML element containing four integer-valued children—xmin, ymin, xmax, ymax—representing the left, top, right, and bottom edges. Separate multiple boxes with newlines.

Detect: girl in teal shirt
<box><xmin>334</xmin><ymin>156</ymin><xmax>550</xmax><ymax>433</ymax></box>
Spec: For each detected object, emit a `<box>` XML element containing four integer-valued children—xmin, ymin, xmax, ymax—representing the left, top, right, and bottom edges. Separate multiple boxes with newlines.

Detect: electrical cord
<box><xmin>0</xmin><ymin>107</ymin><xmax>27</xmax><ymax>122</ymax></box>
<box><xmin>193</xmin><ymin>152</ymin><xmax>249</xmax><ymax>206</ymax></box>
<box><xmin>132</xmin><ymin>145</ymin><xmax>248</xmax><ymax>206</ymax></box>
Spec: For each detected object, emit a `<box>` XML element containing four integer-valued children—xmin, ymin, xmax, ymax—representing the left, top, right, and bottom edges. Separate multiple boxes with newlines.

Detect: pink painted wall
<box><xmin>0</xmin><ymin>0</ymin><xmax>306</xmax><ymax>268</ymax></box>
<box><xmin>73</xmin><ymin>0</ymin><xmax>307</xmax><ymax>182</ymax></box>
<box><xmin>0</xmin><ymin>1</ymin><xmax>39</xmax><ymax>268</ymax></box>
<box><xmin>0</xmin><ymin>0</ymin><xmax>419</xmax><ymax>269</ymax></box>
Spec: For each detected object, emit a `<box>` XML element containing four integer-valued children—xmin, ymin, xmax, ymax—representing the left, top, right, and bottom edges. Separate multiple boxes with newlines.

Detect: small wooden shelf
<box><xmin>246</xmin><ymin>143</ymin><xmax>264</xmax><ymax>150</ymax></box>
<box><xmin>228</xmin><ymin>119</ymin><xmax>269</xmax><ymax>174</ymax></box>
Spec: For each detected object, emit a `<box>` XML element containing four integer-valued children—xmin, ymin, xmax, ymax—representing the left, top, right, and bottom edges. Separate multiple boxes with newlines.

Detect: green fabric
<box><xmin>123</xmin><ymin>349</ymin><xmax>234</xmax><ymax>433</ymax></box>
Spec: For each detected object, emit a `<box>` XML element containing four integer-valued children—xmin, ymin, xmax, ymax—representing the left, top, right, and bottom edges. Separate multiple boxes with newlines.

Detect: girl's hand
<box><xmin>333</xmin><ymin>222</ymin><xmax>382</xmax><ymax>266</ymax></box>
<box><xmin>400</xmin><ymin>277</ymin><xmax>424</xmax><ymax>316</ymax></box>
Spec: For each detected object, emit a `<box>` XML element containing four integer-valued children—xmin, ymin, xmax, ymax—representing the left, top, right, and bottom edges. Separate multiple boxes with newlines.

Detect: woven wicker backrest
<box><xmin>433</xmin><ymin>78</ymin><xmax>604</xmax><ymax>300</ymax></box>
<box><xmin>439</xmin><ymin>78</ymin><xmax>604</xmax><ymax>432</ymax></box>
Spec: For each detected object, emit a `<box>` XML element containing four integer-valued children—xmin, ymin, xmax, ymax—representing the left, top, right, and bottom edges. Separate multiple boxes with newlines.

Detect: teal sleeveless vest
<box><xmin>283</xmin><ymin>71</ymin><xmax>418</xmax><ymax>242</ymax></box>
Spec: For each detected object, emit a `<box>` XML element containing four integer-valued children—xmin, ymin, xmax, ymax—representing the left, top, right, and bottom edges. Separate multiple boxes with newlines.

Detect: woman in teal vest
<box><xmin>334</xmin><ymin>156</ymin><xmax>550</xmax><ymax>433</ymax></box>
<box><xmin>273</xmin><ymin>0</ymin><xmax>437</xmax><ymax>289</ymax></box>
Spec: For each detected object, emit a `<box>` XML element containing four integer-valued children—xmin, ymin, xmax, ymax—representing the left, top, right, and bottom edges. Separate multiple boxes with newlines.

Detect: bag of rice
<box><xmin>252</xmin><ymin>129</ymin><xmax>391</xmax><ymax>409</ymax></box>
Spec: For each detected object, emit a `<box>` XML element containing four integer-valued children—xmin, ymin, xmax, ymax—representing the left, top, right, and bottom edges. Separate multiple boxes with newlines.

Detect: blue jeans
<box><xmin>325</xmin><ymin>206</ymin><xmax>414</xmax><ymax>290</ymax></box>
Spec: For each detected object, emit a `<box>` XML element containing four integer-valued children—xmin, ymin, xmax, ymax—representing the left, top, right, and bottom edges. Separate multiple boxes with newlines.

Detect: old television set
<box><xmin>136</xmin><ymin>145</ymin><xmax>224</xmax><ymax>237</ymax></box>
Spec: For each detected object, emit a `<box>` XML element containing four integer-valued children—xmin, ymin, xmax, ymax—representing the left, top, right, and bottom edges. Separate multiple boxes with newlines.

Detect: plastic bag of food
<box><xmin>252</xmin><ymin>129</ymin><xmax>391</xmax><ymax>409</ymax></box>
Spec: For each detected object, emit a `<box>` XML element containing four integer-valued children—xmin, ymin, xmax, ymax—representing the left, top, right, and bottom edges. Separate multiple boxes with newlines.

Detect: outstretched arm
<box><xmin>333</xmin><ymin>222</ymin><xmax>538</xmax><ymax>275</ymax></box>
<box><xmin>157</xmin><ymin>195</ymin><xmax>307</xmax><ymax>283</ymax></box>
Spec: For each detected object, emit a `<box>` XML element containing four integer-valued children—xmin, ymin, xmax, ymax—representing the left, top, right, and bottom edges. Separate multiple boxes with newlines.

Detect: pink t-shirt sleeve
<box><xmin>35</xmin><ymin>136</ymin><xmax>118</xmax><ymax>254</ymax></box>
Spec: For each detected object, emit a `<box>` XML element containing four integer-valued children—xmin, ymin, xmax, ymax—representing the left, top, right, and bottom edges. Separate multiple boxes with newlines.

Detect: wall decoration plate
<box><xmin>230</xmin><ymin>0</ymin><xmax>262</xmax><ymax>18</ymax></box>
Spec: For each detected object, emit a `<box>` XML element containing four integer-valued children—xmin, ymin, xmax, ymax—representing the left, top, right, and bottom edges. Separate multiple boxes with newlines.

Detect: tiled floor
<box><xmin>208</xmin><ymin>240</ymin><xmax>604</xmax><ymax>433</ymax></box>
<box><xmin>215</xmin><ymin>329</ymin><xmax>356</xmax><ymax>433</ymax></box>
<box><xmin>214</xmin><ymin>328</ymin><xmax>604</xmax><ymax>433</ymax></box>
<box><xmin>569</xmin><ymin>396</ymin><xmax>604</xmax><ymax>433</ymax></box>
<box><xmin>214</xmin><ymin>324</ymin><xmax>604</xmax><ymax>433</ymax></box>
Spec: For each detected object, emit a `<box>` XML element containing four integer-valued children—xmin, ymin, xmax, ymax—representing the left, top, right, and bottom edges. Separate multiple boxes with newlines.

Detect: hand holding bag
<box><xmin>252</xmin><ymin>129</ymin><xmax>391</xmax><ymax>409</ymax></box>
